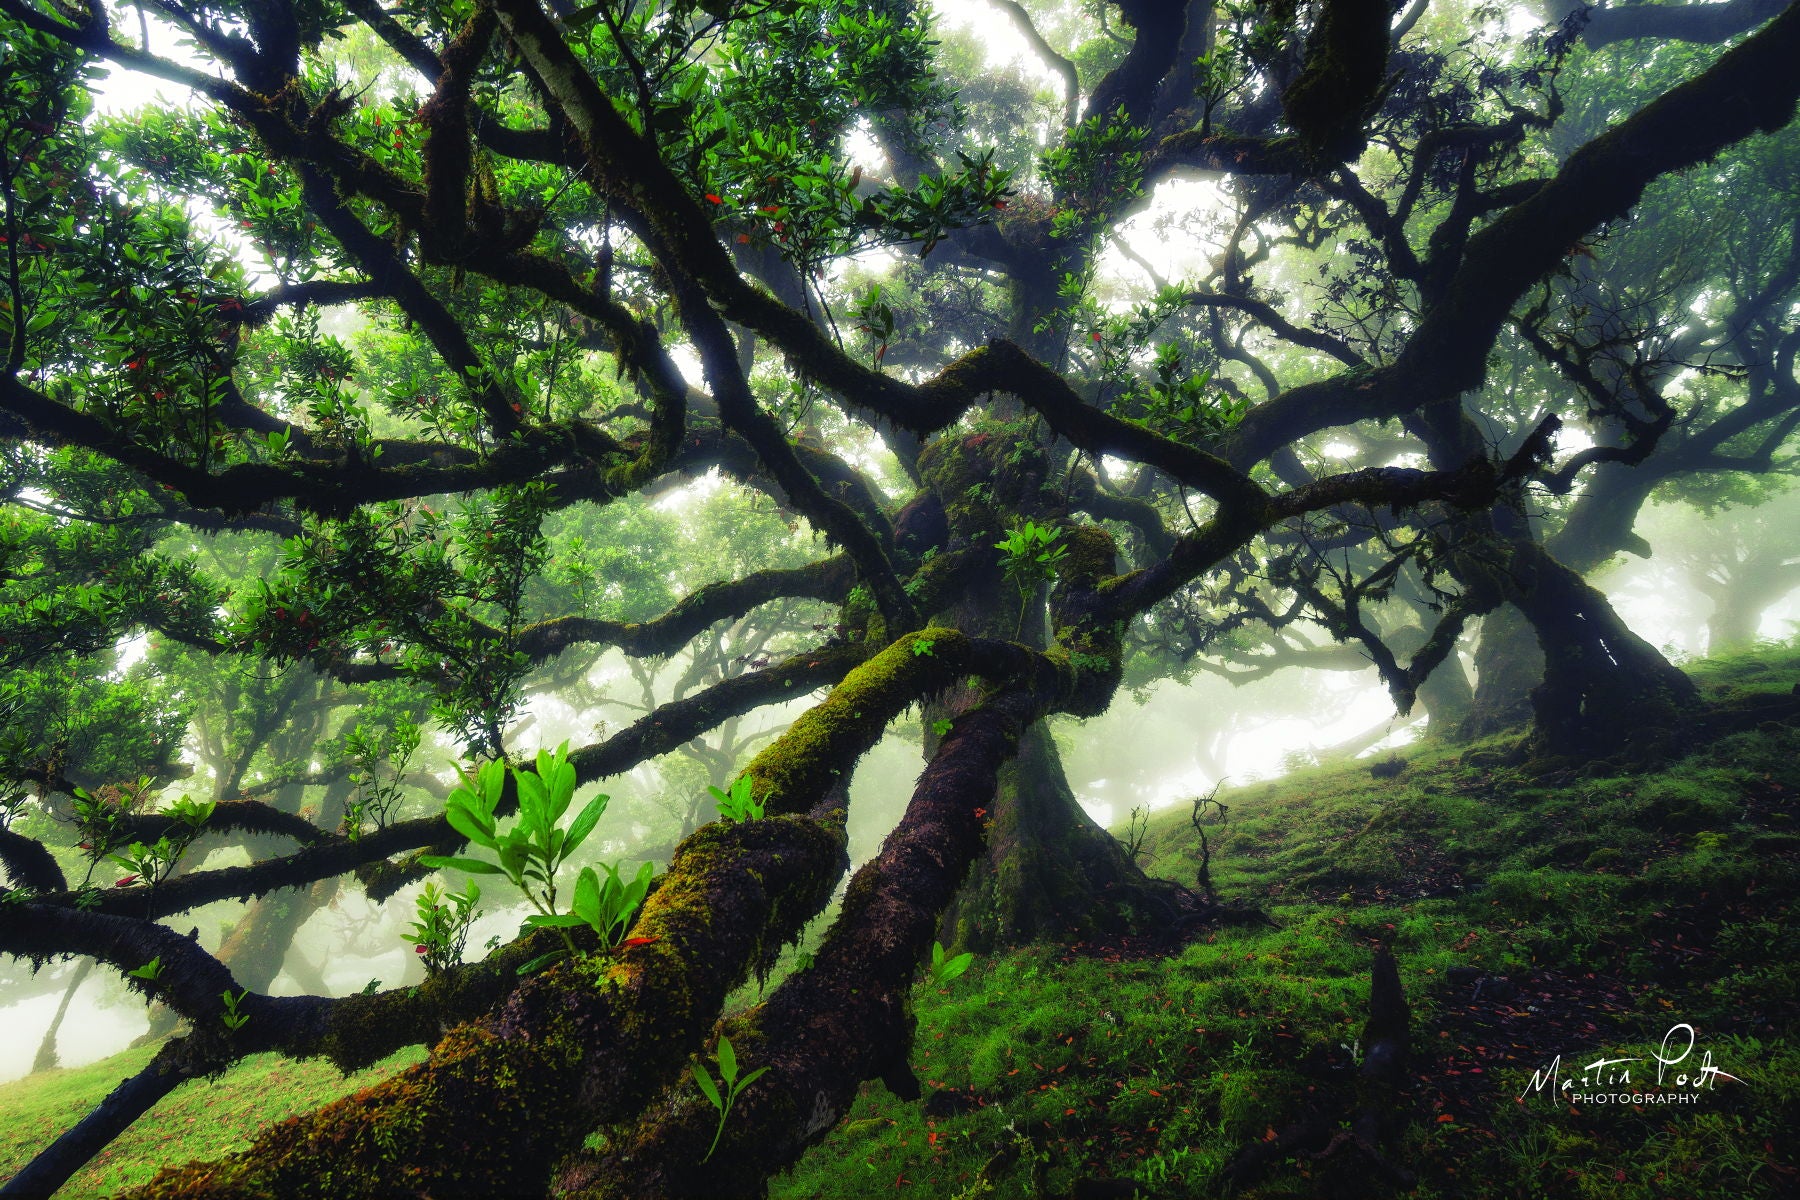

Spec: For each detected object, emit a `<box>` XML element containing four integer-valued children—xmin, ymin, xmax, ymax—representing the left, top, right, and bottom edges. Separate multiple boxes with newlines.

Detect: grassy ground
<box><xmin>773</xmin><ymin>645</ymin><xmax>1800</xmax><ymax>1199</ymax></box>
<box><xmin>0</xmin><ymin>1045</ymin><xmax>425</xmax><ymax>1197</ymax></box>
<box><xmin>3</xmin><ymin>645</ymin><xmax>1797</xmax><ymax>1197</ymax></box>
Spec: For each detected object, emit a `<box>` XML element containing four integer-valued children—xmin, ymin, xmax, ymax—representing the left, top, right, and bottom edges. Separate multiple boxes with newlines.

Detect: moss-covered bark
<box><xmin>551</xmin><ymin>690</ymin><xmax>1043</xmax><ymax>1198</ymax></box>
<box><xmin>122</xmin><ymin>815</ymin><xmax>849</xmax><ymax>1198</ymax></box>
<box><xmin>1279</xmin><ymin>0</ymin><xmax>1391</xmax><ymax>168</ymax></box>
<box><xmin>4</xmin><ymin>4</ymin><xmax>1791</xmax><ymax>1197</ymax></box>
<box><xmin>112</xmin><ymin>633</ymin><xmax>1074</xmax><ymax>1195</ymax></box>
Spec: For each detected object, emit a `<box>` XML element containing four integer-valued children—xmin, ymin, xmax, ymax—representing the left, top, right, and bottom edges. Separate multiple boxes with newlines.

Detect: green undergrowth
<box><xmin>0</xmin><ymin>1044</ymin><xmax>425</xmax><ymax>1198</ymax></box>
<box><xmin>2</xmin><ymin>647</ymin><xmax>1796</xmax><ymax>1197</ymax></box>
<box><xmin>776</xmin><ymin>643</ymin><xmax>1800</xmax><ymax>1199</ymax></box>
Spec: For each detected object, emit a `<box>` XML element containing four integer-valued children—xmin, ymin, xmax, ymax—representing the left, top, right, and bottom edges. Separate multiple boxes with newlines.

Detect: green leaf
<box><xmin>572</xmin><ymin>866</ymin><xmax>600</xmax><ymax>926</ymax></box>
<box><xmin>734</xmin><ymin>1065</ymin><xmax>770</xmax><ymax>1094</ymax></box>
<box><xmin>716</xmin><ymin>1034</ymin><xmax>738</xmax><ymax>1085</ymax></box>
<box><xmin>516</xmin><ymin>950</ymin><xmax>568</xmax><ymax>975</ymax></box>
<box><xmin>545</xmin><ymin>758</ymin><xmax>577</xmax><ymax>822</ymax></box>
<box><xmin>448</xmin><ymin>791</ymin><xmax>497</xmax><ymax>833</ymax></box>
<box><xmin>515</xmin><ymin>768</ymin><xmax>549</xmax><ymax>836</ymax></box>
<box><xmin>691</xmin><ymin>1060</ymin><xmax>723</xmax><ymax>1110</ymax></box>
<box><xmin>564</xmin><ymin>793</ymin><xmax>609</xmax><ymax>856</ymax></box>
<box><xmin>445</xmin><ymin>804</ymin><xmax>498</xmax><ymax>850</ymax></box>
<box><xmin>420</xmin><ymin>855</ymin><xmax>504</xmax><ymax>875</ymax></box>
<box><xmin>475</xmin><ymin>759</ymin><xmax>508</xmax><ymax>809</ymax></box>
<box><xmin>496</xmin><ymin>840</ymin><xmax>531</xmax><ymax>881</ymax></box>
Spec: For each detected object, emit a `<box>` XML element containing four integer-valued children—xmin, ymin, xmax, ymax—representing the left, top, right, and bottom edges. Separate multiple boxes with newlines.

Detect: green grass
<box><xmin>773</xmin><ymin>643</ymin><xmax>1800</xmax><ymax>1199</ymax></box>
<box><xmin>0</xmin><ymin>1044</ymin><xmax>425</xmax><ymax>1198</ymax></box>
<box><xmin>4</xmin><ymin>643</ymin><xmax>1797</xmax><ymax>1198</ymax></box>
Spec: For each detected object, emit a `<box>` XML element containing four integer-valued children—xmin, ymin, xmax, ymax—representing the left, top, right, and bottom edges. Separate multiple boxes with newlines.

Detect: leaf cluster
<box><xmin>422</xmin><ymin>743</ymin><xmax>649</xmax><ymax>966</ymax></box>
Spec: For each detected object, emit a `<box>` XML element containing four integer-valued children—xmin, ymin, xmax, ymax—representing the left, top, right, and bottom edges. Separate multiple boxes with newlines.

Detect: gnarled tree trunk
<box><xmin>938</xmin><ymin>720</ymin><xmax>1183</xmax><ymax>952</ymax></box>
<box><xmin>1508</xmin><ymin>541</ymin><xmax>1698</xmax><ymax>758</ymax></box>
<box><xmin>920</xmin><ymin>433</ymin><xmax>1189</xmax><ymax>952</ymax></box>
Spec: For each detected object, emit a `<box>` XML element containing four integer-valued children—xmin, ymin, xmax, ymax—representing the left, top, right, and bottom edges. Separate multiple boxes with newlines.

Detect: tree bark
<box><xmin>937</xmin><ymin>720</ymin><xmax>1184</xmax><ymax>952</ymax></box>
<box><xmin>3</xmin><ymin>1040</ymin><xmax>197</xmax><ymax>1200</ymax></box>
<box><xmin>553</xmin><ymin>690</ymin><xmax>1046</xmax><ymax>1197</ymax></box>
<box><xmin>1460</xmin><ymin>605</ymin><xmax>1543</xmax><ymax>740</ymax></box>
<box><xmin>1509</xmin><ymin>541</ymin><xmax>1699</xmax><ymax>758</ymax></box>
<box><xmin>1410</xmin><ymin>391</ymin><xmax>1691</xmax><ymax>753</ymax></box>
<box><xmin>923</xmin><ymin>433</ymin><xmax>1189</xmax><ymax>952</ymax></box>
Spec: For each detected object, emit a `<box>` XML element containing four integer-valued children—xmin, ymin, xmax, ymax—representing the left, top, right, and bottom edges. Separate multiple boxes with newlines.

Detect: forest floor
<box><xmin>2</xmin><ymin>645</ymin><xmax>1797</xmax><ymax>1198</ymax></box>
<box><xmin>774</xmin><ymin>644</ymin><xmax>1800</xmax><ymax>1200</ymax></box>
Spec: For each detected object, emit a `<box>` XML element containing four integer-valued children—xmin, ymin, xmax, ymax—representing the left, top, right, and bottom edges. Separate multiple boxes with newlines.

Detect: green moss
<box><xmin>126</xmin><ymin>1017</ymin><xmax>590</xmax><ymax>1198</ymax></box>
<box><xmin>917</xmin><ymin>426</ymin><xmax>1054</xmax><ymax>554</ymax></box>
<box><xmin>42</xmin><ymin>647</ymin><xmax>1800</xmax><ymax>1200</ymax></box>
<box><xmin>775</xmin><ymin>647</ymin><xmax>1800</xmax><ymax>1198</ymax></box>
<box><xmin>1053</xmin><ymin>523</ymin><xmax>1116</xmax><ymax>585</ymax></box>
<box><xmin>119</xmin><ymin>800</ymin><xmax>855</xmax><ymax>1197</ymax></box>
<box><xmin>742</xmin><ymin>632</ymin><xmax>969</xmax><ymax>814</ymax></box>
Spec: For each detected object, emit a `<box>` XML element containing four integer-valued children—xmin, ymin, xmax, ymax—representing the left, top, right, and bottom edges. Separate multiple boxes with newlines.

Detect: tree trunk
<box><xmin>1546</xmin><ymin>461</ymin><xmax>1658</xmax><ymax>576</ymax></box>
<box><xmin>1459</xmin><ymin>605</ymin><xmax>1543</xmax><ymax>740</ymax></box>
<box><xmin>937</xmin><ymin>720</ymin><xmax>1184</xmax><ymax>952</ymax></box>
<box><xmin>1411</xmin><ymin>397</ymin><xmax>1689</xmax><ymax>752</ymax></box>
<box><xmin>1509</xmin><ymin>541</ymin><xmax>1698</xmax><ymax>758</ymax></box>
<box><xmin>31</xmin><ymin>958</ymin><xmax>94</xmax><ymax>1073</ymax></box>
<box><xmin>217</xmin><ymin>878</ymin><xmax>338</xmax><ymax>992</ymax></box>
<box><xmin>1449</xmin><ymin>545</ymin><xmax>1693</xmax><ymax>756</ymax></box>
<box><xmin>1700</xmin><ymin>554</ymin><xmax>1800</xmax><ymax>653</ymax></box>
<box><xmin>922</xmin><ymin>432</ymin><xmax>1189</xmax><ymax>953</ymax></box>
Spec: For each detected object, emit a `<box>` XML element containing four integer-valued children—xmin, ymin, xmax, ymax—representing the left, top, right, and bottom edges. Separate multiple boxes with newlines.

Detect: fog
<box><xmin>8</xmin><ymin>488</ymin><xmax>1792</xmax><ymax>1084</ymax></box>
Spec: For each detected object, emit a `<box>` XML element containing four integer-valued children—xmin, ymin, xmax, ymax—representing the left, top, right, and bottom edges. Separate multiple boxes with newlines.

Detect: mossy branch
<box><xmin>554</xmin><ymin>688</ymin><xmax>1043</xmax><ymax>1195</ymax></box>
<box><xmin>119</xmin><ymin>814</ymin><xmax>850</xmax><ymax>1199</ymax></box>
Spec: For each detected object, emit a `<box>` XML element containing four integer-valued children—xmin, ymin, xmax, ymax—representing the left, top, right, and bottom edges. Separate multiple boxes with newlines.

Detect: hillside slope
<box><xmin>775</xmin><ymin>646</ymin><xmax>1800</xmax><ymax>1199</ymax></box>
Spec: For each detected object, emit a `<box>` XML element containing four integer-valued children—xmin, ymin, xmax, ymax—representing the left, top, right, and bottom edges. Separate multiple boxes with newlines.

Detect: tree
<box><xmin>1</xmin><ymin>0</ymin><xmax>1798</xmax><ymax>1195</ymax></box>
<box><xmin>1450</xmin><ymin>65</ymin><xmax>1800</xmax><ymax>733</ymax></box>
